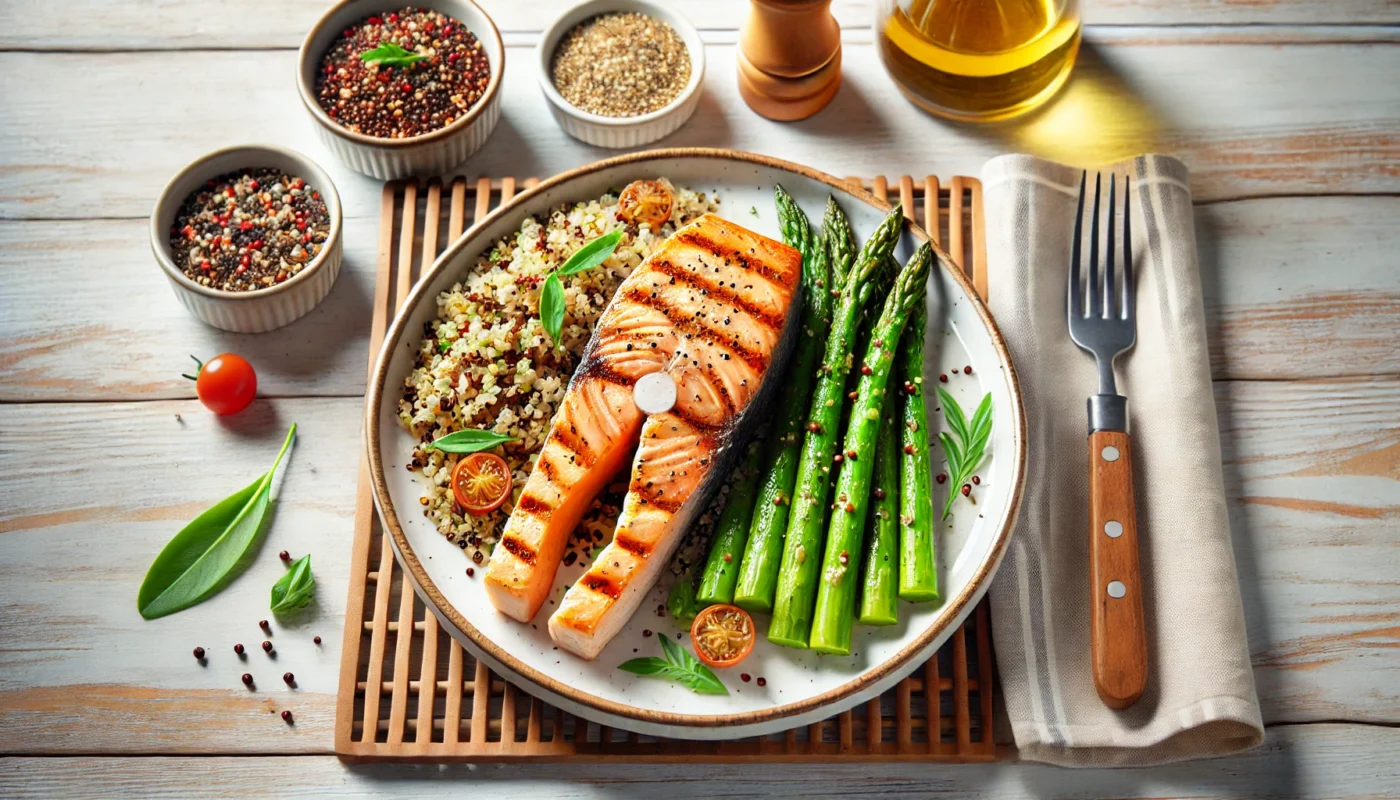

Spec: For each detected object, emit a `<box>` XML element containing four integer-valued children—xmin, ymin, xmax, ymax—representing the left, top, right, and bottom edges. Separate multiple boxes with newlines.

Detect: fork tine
<box><xmin>1087</xmin><ymin>173</ymin><xmax>1101</xmax><ymax>318</ymax></box>
<box><xmin>1103</xmin><ymin>174</ymin><xmax>1116</xmax><ymax>319</ymax></box>
<box><xmin>1122</xmin><ymin>174</ymin><xmax>1134</xmax><ymax>321</ymax></box>
<box><xmin>1069</xmin><ymin>171</ymin><xmax>1085</xmax><ymax>317</ymax></box>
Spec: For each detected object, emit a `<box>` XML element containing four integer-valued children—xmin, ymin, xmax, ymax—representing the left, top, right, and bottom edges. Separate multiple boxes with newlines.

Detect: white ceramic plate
<box><xmin>367</xmin><ymin>149</ymin><xmax>1025</xmax><ymax>740</ymax></box>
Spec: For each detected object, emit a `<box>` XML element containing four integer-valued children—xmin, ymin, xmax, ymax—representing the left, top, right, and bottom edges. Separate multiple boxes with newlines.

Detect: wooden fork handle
<box><xmin>1088</xmin><ymin>429</ymin><xmax>1147</xmax><ymax>709</ymax></box>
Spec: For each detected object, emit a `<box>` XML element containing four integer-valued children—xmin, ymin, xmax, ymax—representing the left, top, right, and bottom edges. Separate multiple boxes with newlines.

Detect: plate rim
<box><xmin>365</xmin><ymin>147</ymin><xmax>1027</xmax><ymax>731</ymax></box>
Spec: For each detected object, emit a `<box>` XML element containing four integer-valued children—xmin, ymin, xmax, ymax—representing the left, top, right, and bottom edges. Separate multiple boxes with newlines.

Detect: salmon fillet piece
<box><xmin>485</xmin><ymin>213</ymin><xmax>800</xmax><ymax>637</ymax></box>
<box><xmin>547</xmin><ymin>214</ymin><xmax>802</xmax><ymax>659</ymax></box>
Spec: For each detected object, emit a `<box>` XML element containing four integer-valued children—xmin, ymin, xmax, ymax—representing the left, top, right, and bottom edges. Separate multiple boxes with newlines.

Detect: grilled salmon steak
<box><xmin>484</xmin><ymin>213</ymin><xmax>801</xmax><ymax>659</ymax></box>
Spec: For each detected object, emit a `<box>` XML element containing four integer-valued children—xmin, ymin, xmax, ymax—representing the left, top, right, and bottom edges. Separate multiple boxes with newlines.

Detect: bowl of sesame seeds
<box><xmin>537</xmin><ymin>0</ymin><xmax>705</xmax><ymax>148</ymax></box>
<box><xmin>297</xmin><ymin>1</ymin><xmax>504</xmax><ymax>179</ymax></box>
<box><xmin>150</xmin><ymin>145</ymin><xmax>344</xmax><ymax>333</ymax></box>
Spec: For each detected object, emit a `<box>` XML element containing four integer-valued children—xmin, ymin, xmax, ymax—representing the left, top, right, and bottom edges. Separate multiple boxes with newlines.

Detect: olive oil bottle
<box><xmin>877</xmin><ymin>0</ymin><xmax>1081</xmax><ymax>122</ymax></box>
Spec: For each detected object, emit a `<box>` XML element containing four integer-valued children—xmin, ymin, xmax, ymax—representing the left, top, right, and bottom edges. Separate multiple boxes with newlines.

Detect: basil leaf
<box><xmin>938</xmin><ymin>392</ymin><xmax>992</xmax><ymax>520</ymax></box>
<box><xmin>667</xmin><ymin>577</ymin><xmax>702</xmax><ymax>624</ymax></box>
<box><xmin>617</xmin><ymin>657</ymin><xmax>672</xmax><ymax>676</ymax></box>
<box><xmin>556</xmin><ymin>230</ymin><xmax>623</xmax><ymax>277</ymax></box>
<box><xmin>360</xmin><ymin>42</ymin><xmax>425</xmax><ymax>68</ymax></box>
<box><xmin>425</xmin><ymin>429</ymin><xmax>516</xmax><ymax>454</ymax></box>
<box><xmin>619</xmin><ymin>636</ymin><xmax>729</xmax><ymax>695</ymax></box>
<box><xmin>540</xmin><ymin>272</ymin><xmax>565</xmax><ymax>345</ymax></box>
<box><xmin>138</xmin><ymin>425</ymin><xmax>297</xmax><ymax>619</ymax></box>
<box><xmin>937</xmin><ymin>386</ymin><xmax>969</xmax><ymax>443</ymax></box>
<box><xmin>271</xmin><ymin>554</ymin><xmax>316</xmax><ymax>614</ymax></box>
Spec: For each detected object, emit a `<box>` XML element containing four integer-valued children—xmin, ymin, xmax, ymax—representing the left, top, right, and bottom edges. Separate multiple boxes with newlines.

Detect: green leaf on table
<box><xmin>425</xmin><ymin>429</ymin><xmax>516</xmax><ymax>454</ymax></box>
<box><xmin>270</xmin><ymin>554</ymin><xmax>316</xmax><ymax>614</ymax></box>
<box><xmin>617</xmin><ymin>633</ymin><xmax>728</xmax><ymax>695</ymax></box>
<box><xmin>359</xmin><ymin>42</ymin><xmax>425</xmax><ymax>68</ymax></box>
<box><xmin>540</xmin><ymin>272</ymin><xmax>566</xmax><ymax>345</ymax></box>
<box><xmin>556</xmin><ymin>230</ymin><xmax>623</xmax><ymax>276</ymax></box>
<box><xmin>138</xmin><ymin>425</ymin><xmax>297</xmax><ymax>620</ymax></box>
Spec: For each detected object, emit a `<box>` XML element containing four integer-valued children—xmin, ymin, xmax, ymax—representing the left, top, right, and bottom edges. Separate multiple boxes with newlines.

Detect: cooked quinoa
<box><xmin>398</xmin><ymin>179</ymin><xmax>717</xmax><ymax>564</ymax></box>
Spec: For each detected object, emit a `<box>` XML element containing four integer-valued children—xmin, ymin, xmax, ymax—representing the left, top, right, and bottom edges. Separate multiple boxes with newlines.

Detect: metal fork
<box><xmin>1068</xmin><ymin>171</ymin><xmax>1147</xmax><ymax>710</ymax></box>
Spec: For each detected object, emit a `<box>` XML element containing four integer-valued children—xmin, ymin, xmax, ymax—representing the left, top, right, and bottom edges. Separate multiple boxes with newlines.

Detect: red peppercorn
<box><xmin>283</xmin><ymin>672</ymin><xmax>295</xmax><ymax>685</ymax></box>
<box><xmin>972</xmin><ymin>475</ymin><xmax>981</xmax><ymax>485</ymax></box>
<box><xmin>757</xmin><ymin>677</ymin><xmax>767</xmax><ymax>687</ymax></box>
<box><xmin>904</xmin><ymin>444</ymin><xmax>916</xmax><ymax>455</ymax></box>
<box><xmin>313</xmin><ymin>636</ymin><xmax>322</xmax><ymax>645</ymax></box>
<box><xmin>386</xmin><ymin>12</ymin><xmax>398</xmax><ymax>22</ymax></box>
<box><xmin>643</xmin><ymin>630</ymin><xmax>653</xmax><ymax>638</ymax></box>
<box><xmin>448</xmin><ymin>52</ymin><xmax>461</xmax><ymax>63</ymax></box>
<box><xmin>262</xmin><ymin>640</ymin><xmax>273</xmax><ymax>653</ymax></box>
<box><xmin>401</xmin><ymin>82</ymin><xmax>413</xmax><ymax>93</ymax></box>
<box><xmin>193</xmin><ymin>647</ymin><xmax>205</xmax><ymax>660</ymax></box>
<box><xmin>259</xmin><ymin>620</ymin><xmax>270</xmax><ymax>631</ymax></box>
<box><xmin>860</xmin><ymin>364</ymin><xmax>873</xmax><ymax>375</ymax></box>
<box><xmin>939</xmin><ymin>374</ymin><xmax>948</xmax><ymax>382</ymax></box>
<box><xmin>961</xmin><ymin>484</ymin><xmax>972</xmax><ymax>496</ymax></box>
<box><xmin>279</xmin><ymin>550</ymin><xmax>291</xmax><ymax>562</ymax></box>
<box><xmin>281</xmin><ymin>710</ymin><xmax>293</xmax><ymax>723</ymax></box>
<box><xmin>936</xmin><ymin>473</ymin><xmax>947</xmax><ymax>484</ymax></box>
<box><xmin>234</xmin><ymin>643</ymin><xmax>245</xmax><ymax>655</ymax></box>
<box><xmin>964</xmin><ymin>366</ymin><xmax>973</xmax><ymax>374</ymax></box>
<box><xmin>873</xmin><ymin>487</ymin><xmax>886</xmax><ymax>500</ymax></box>
<box><xmin>807</xmin><ymin>422</ymin><xmax>822</xmax><ymax>433</ymax></box>
<box><xmin>845</xmin><ymin>502</ymin><xmax>856</xmax><ymax>513</ymax></box>
<box><xmin>465</xmin><ymin>567</ymin><xmax>475</xmax><ymax>577</ymax></box>
<box><xmin>740</xmin><ymin>673</ymin><xmax>751</xmax><ymax>682</ymax></box>
<box><xmin>241</xmin><ymin>673</ymin><xmax>254</xmax><ymax>686</ymax></box>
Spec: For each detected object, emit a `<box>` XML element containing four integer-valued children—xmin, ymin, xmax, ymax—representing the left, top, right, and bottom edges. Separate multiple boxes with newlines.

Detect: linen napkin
<box><xmin>979</xmin><ymin>154</ymin><xmax>1263</xmax><ymax>767</ymax></box>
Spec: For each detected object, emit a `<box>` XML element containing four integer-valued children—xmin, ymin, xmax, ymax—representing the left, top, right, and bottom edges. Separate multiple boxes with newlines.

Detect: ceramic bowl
<box><xmin>537</xmin><ymin>0</ymin><xmax>705</xmax><ymax>148</ymax></box>
<box><xmin>296</xmin><ymin>0</ymin><xmax>504</xmax><ymax>179</ymax></box>
<box><xmin>150</xmin><ymin>145</ymin><xmax>344</xmax><ymax>334</ymax></box>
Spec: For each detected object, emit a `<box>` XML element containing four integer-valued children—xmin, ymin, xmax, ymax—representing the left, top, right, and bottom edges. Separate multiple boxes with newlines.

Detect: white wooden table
<box><xmin>2</xmin><ymin>1</ymin><xmax>1398</xmax><ymax>796</ymax></box>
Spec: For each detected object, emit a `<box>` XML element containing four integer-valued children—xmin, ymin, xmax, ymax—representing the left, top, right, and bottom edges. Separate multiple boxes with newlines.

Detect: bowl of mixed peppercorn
<box><xmin>298</xmin><ymin>1</ymin><xmax>503</xmax><ymax>179</ymax></box>
<box><xmin>151</xmin><ymin>145</ymin><xmax>343</xmax><ymax>333</ymax></box>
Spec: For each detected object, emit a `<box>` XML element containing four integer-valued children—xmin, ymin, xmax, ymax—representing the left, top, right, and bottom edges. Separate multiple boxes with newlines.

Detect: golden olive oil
<box><xmin>878</xmin><ymin>0</ymin><xmax>1081</xmax><ymax>122</ymax></box>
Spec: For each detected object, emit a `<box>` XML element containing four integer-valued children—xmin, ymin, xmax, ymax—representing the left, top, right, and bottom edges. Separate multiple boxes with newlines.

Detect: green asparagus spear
<box><xmin>823</xmin><ymin>196</ymin><xmax>857</xmax><ymax>285</ymax></box>
<box><xmin>768</xmin><ymin>207</ymin><xmax>905</xmax><ymax>649</ymax></box>
<box><xmin>809</xmin><ymin>242</ymin><xmax>933</xmax><ymax>654</ymax></box>
<box><xmin>897</xmin><ymin>302</ymin><xmax>939</xmax><ymax>602</ymax></box>
<box><xmin>858</xmin><ymin>387</ymin><xmax>901</xmax><ymax>625</ymax></box>
<box><xmin>697</xmin><ymin>439</ymin><xmax>765</xmax><ymax>605</ymax></box>
<box><xmin>732</xmin><ymin>187</ymin><xmax>833</xmax><ymax>612</ymax></box>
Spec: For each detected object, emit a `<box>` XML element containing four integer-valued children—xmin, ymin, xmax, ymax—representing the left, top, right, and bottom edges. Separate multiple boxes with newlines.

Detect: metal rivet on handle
<box><xmin>1101</xmin><ymin>445</ymin><xmax>1120</xmax><ymax>462</ymax></box>
<box><xmin>1104</xmin><ymin>520</ymin><xmax>1123</xmax><ymax>538</ymax></box>
<box><xmin>1107</xmin><ymin>580</ymin><xmax>1127</xmax><ymax>599</ymax></box>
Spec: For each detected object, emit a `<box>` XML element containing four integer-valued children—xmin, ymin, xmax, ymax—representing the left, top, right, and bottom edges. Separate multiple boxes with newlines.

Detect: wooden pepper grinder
<box><xmin>738</xmin><ymin>0</ymin><xmax>842</xmax><ymax>121</ymax></box>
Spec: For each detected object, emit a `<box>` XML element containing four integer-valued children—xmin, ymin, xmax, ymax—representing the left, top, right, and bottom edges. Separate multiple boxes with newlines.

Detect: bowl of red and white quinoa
<box><xmin>150</xmin><ymin>144</ymin><xmax>344</xmax><ymax>333</ymax></box>
<box><xmin>296</xmin><ymin>0</ymin><xmax>504</xmax><ymax>179</ymax></box>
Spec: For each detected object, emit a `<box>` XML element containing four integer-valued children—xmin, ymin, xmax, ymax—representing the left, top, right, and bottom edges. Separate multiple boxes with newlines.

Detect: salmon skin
<box><xmin>484</xmin><ymin>212</ymin><xmax>801</xmax><ymax>660</ymax></box>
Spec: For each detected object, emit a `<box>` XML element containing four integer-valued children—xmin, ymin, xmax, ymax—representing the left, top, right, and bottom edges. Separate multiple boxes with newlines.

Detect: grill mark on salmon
<box><xmin>515</xmin><ymin>495</ymin><xmax>551</xmax><ymax>517</ymax></box>
<box><xmin>621</xmin><ymin>286</ymin><xmax>769</xmax><ymax>373</ymax></box>
<box><xmin>581</xmin><ymin>574</ymin><xmax>622</xmax><ymax>599</ymax></box>
<box><xmin>647</xmin><ymin>257</ymin><xmax>786</xmax><ymax>333</ymax></box>
<box><xmin>674</xmin><ymin>229</ymin><xmax>796</xmax><ymax>288</ymax></box>
<box><xmin>613</xmin><ymin>534</ymin><xmax>652</xmax><ymax>558</ymax></box>
<box><xmin>499</xmin><ymin>535</ymin><xmax>537</xmax><ymax>567</ymax></box>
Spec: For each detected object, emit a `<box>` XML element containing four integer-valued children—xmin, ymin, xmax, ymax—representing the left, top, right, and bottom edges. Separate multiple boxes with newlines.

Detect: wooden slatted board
<box><xmin>336</xmin><ymin>174</ymin><xmax>997</xmax><ymax>762</ymax></box>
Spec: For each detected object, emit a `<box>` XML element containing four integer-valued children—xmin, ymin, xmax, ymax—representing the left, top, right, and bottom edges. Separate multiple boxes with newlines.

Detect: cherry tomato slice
<box><xmin>188</xmin><ymin>353</ymin><xmax>257</xmax><ymax>415</ymax></box>
<box><xmin>690</xmin><ymin>604</ymin><xmax>755</xmax><ymax>669</ymax></box>
<box><xmin>451</xmin><ymin>452</ymin><xmax>512</xmax><ymax>515</ymax></box>
<box><xmin>617</xmin><ymin>179</ymin><xmax>674</xmax><ymax>229</ymax></box>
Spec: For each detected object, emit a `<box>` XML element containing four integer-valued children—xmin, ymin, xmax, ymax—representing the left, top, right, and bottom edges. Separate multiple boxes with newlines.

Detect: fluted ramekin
<box><xmin>151</xmin><ymin>145</ymin><xmax>344</xmax><ymax>334</ymax></box>
<box><xmin>296</xmin><ymin>0</ymin><xmax>504</xmax><ymax>180</ymax></box>
<box><xmin>537</xmin><ymin>0</ymin><xmax>705</xmax><ymax>149</ymax></box>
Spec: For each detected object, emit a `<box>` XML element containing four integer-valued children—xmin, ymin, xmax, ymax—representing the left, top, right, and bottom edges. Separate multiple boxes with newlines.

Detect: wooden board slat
<box><xmin>333</xmin><ymin>175</ymin><xmax>1000</xmax><ymax>762</ymax></box>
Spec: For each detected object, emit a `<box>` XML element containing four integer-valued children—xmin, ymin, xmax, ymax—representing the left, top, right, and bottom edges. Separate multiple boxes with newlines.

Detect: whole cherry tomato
<box><xmin>183</xmin><ymin>353</ymin><xmax>257</xmax><ymax>415</ymax></box>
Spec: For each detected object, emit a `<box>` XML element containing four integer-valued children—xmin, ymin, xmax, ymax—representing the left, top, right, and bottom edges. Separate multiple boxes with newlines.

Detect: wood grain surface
<box><xmin>1</xmin><ymin>0</ymin><xmax>1397</xmax><ymax>795</ymax></box>
<box><xmin>1087</xmin><ymin>430</ymin><xmax>1148</xmax><ymax>709</ymax></box>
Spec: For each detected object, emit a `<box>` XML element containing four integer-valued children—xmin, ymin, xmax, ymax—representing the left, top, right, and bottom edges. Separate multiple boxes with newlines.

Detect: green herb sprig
<box><xmin>271</xmin><ymin>554</ymin><xmax>316</xmax><ymax>614</ymax></box>
<box><xmin>540</xmin><ymin>230</ymin><xmax>624</xmax><ymax>345</ymax></box>
<box><xmin>425</xmin><ymin>429</ymin><xmax>516</xmax><ymax>454</ymax></box>
<box><xmin>618</xmin><ymin>634</ymin><xmax>728</xmax><ymax>695</ymax></box>
<box><xmin>360</xmin><ymin>42</ymin><xmax>425</xmax><ymax>68</ymax></box>
<box><xmin>936</xmin><ymin>388</ymin><xmax>992</xmax><ymax>520</ymax></box>
<box><xmin>138</xmin><ymin>425</ymin><xmax>297</xmax><ymax>619</ymax></box>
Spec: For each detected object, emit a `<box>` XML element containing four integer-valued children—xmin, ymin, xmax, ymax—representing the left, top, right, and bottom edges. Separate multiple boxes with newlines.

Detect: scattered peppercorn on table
<box><xmin>2</xmin><ymin>0</ymin><xmax>1399</xmax><ymax>797</ymax></box>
